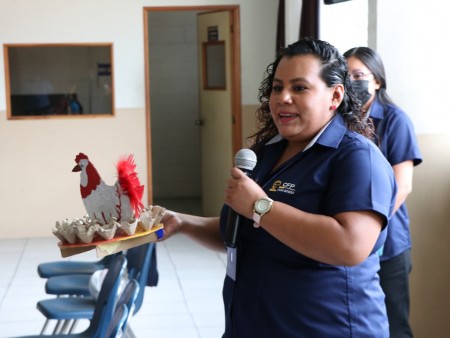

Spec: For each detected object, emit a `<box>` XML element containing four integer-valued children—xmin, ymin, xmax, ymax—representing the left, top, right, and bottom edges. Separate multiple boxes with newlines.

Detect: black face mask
<box><xmin>352</xmin><ymin>80</ymin><xmax>372</xmax><ymax>106</ymax></box>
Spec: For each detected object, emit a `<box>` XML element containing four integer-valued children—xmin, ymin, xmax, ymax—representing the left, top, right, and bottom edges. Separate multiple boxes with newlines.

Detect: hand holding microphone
<box><xmin>225</xmin><ymin>149</ymin><xmax>257</xmax><ymax>248</ymax></box>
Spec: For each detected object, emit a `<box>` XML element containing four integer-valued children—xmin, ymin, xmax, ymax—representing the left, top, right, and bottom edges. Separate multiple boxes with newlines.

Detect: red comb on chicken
<box><xmin>72</xmin><ymin>153</ymin><xmax>144</xmax><ymax>224</ymax></box>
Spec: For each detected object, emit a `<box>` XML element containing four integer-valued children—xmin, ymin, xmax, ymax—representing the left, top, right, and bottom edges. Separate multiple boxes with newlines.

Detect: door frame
<box><xmin>143</xmin><ymin>5</ymin><xmax>242</xmax><ymax>204</ymax></box>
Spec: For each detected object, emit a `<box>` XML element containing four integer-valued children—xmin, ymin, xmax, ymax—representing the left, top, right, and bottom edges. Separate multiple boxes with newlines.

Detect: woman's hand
<box><xmin>159</xmin><ymin>210</ymin><xmax>183</xmax><ymax>240</ymax></box>
<box><xmin>224</xmin><ymin>167</ymin><xmax>267</xmax><ymax>219</ymax></box>
<box><xmin>159</xmin><ymin>211</ymin><xmax>224</xmax><ymax>252</ymax></box>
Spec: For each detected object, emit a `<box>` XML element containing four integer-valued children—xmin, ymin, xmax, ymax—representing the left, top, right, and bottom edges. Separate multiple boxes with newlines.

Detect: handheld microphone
<box><xmin>225</xmin><ymin>148</ymin><xmax>257</xmax><ymax>248</ymax></box>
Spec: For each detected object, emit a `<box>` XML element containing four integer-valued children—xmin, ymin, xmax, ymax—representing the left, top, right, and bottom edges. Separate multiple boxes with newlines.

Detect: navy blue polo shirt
<box><xmin>219</xmin><ymin>114</ymin><xmax>396</xmax><ymax>338</ymax></box>
<box><xmin>370</xmin><ymin>97</ymin><xmax>422</xmax><ymax>261</ymax></box>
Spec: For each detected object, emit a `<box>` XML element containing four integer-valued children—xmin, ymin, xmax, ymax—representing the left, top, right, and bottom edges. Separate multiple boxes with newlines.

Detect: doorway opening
<box><xmin>143</xmin><ymin>6</ymin><xmax>241</xmax><ymax>216</ymax></box>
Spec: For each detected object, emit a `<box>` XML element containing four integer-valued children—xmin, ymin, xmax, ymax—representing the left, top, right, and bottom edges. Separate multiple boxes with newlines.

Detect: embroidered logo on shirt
<box><xmin>269</xmin><ymin>180</ymin><xmax>296</xmax><ymax>194</ymax></box>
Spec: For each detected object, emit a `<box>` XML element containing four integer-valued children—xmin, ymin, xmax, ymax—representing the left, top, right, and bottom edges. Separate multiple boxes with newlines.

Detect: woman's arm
<box><xmin>225</xmin><ymin>167</ymin><xmax>383</xmax><ymax>266</ymax></box>
<box><xmin>392</xmin><ymin>160</ymin><xmax>414</xmax><ymax>213</ymax></box>
<box><xmin>260</xmin><ymin>204</ymin><xmax>383</xmax><ymax>266</ymax></box>
<box><xmin>160</xmin><ymin>211</ymin><xmax>225</xmax><ymax>252</ymax></box>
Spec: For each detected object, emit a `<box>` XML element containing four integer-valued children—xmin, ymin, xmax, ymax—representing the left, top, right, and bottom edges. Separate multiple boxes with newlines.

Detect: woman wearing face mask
<box><xmin>344</xmin><ymin>47</ymin><xmax>422</xmax><ymax>338</ymax></box>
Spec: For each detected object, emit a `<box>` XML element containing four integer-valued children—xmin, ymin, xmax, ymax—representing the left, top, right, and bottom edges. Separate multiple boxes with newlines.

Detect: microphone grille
<box><xmin>235</xmin><ymin>148</ymin><xmax>257</xmax><ymax>171</ymax></box>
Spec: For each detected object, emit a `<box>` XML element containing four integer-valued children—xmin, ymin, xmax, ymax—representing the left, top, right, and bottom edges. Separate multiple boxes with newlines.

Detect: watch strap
<box><xmin>252</xmin><ymin>212</ymin><xmax>262</xmax><ymax>228</ymax></box>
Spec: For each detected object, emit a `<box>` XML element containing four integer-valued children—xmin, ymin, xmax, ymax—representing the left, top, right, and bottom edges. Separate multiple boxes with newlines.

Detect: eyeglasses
<box><xmin>349</xmin><ymin>72</ymin><xmax>372</xmax><ymax>81</ymax></box>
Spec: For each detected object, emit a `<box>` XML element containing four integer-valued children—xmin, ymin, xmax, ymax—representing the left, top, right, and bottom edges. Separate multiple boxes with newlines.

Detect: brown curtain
<box><xmin>276</xmin><ymin>0</ymin><xmax>285</xmax><ymax>55</ymax></box>
<box><xmin>299</xmin><ymin>0</ymin><xmax>319</xmax><ymax>39</ymax></box>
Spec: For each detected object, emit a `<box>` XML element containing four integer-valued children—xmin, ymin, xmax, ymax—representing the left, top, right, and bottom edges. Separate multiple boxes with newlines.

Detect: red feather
<box><xmin>116</xmin><ymin>155</ymin><xmax>144</xmax><ymax>218</ymax></box>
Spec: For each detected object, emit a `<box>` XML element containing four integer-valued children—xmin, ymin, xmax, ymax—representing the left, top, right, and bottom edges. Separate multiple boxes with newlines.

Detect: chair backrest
<box><xmin>115</xmin><ymin>279</ymin><xmax>140</xmax><ymax>330</ymax></box>
<box><xmin>37</xmin><ymin>254</ymin><xmax>116</xmax><ymax>278</ymax></box>
<box><xmin>105</xmin><ymin>304</ymin><xmax>128</xmax><ymax>338</ymax></box>
<box><xmin>87</xmin><ymin>254</ymin><xmax>127</xmax><ymax>337</ymax></box>
<box><xmin>125</xmin><ymin>243</ymin><xmax>151</xmax><ymax>279</ymax></box>
<box><xmin>125</xmin><ymin>242</ymin><xmax>156</xmax><ymax>314</ymax></box>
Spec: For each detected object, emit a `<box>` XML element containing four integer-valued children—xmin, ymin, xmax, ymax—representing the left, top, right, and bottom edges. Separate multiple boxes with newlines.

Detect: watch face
<box><xmin>256</xmin><ymin>199</ymin><xmax>270</xmax><ymax>213</ymax></box>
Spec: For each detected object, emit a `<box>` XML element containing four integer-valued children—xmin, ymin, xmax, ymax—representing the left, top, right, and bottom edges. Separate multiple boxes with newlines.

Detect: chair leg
<box><xmin>52</xmin><ymin>320</ymin><xmax>64</xmax><ymax>334</ymax></box>
<box><xmin>69</xmin><ymin>319</ymin><xmax>79</xmax><ymax>333</ymax></box>
<box><xmin>59</xmin><ymin>319</ymin><xmax>73</xmax><ymax>334</ymax></box>
<box><xmin>40</xmin><ymin>319</ymin><xmax>51</xmax><ymax>335</ymax></box>
<box><xmin>125</xmin><ymin>325</ymin><xmax>137</xmax><ymax>338</ymax></box>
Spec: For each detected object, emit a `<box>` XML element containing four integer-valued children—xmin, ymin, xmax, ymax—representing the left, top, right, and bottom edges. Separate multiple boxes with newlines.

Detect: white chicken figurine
<box><xmin>72</xmin><ymin>153</ymin><xmax>144</xmax><ymax>225</ymax></box>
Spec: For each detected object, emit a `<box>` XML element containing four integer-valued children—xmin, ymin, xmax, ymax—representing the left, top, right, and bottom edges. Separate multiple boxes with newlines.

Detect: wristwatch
<box><xmin>252</xmin><ymin>197</ymin><xmax>273</xmax><ymax>228</ymax></box>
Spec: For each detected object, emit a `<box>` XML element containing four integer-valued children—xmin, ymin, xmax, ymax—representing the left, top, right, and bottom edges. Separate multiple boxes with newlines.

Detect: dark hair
<box><xmin>343</xmin><ymin>46</ymin><xmax>394</xmax><ymax>106</ymax></box>
<box><xmin>250</xmin><ymin>38</ymin><xmax>374</xmax><ymax>149</ymax></box>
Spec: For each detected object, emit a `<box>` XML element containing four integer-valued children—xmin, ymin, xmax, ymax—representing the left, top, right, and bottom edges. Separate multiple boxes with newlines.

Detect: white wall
<box><xmin>320</xmin><ymin>0</ymin><xmax>369</xmax><ymax>52</ymax></box>
<box><xmin>376</xmin><ymin>0</ymin><xmax>450</xmax><ymax>134</ymax></box>
<box><xmin>0</xmin><ymin>0</ymin><xmax>278</xmax><ymax>238</ymax></box>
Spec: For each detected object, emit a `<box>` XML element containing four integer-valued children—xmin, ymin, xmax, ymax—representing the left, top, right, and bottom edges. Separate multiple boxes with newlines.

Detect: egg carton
<box><xmin>53</xmin><ymin>205</ymin><xmax>166</xmax><ymax>244</ymax></box>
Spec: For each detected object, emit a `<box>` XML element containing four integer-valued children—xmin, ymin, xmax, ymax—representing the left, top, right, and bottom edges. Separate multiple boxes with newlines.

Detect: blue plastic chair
<box><xmin>124</xmin><ymin>242</ymin><xmax>156</xmax><ymax>315</ymax></box>
<box><xmin>45</xmin><ymin>274</ymin><xmax>92</xmax><ymax>297</ymax></box>
<box><xmin>41</xmin><ymin>243</ymin><xmax>156</xmax><ymax>335</ymax></box>
<box><xmin>121</xmin><ymin>242</ymin><xmax>156</xmax><ymax>338</ymax></box>
<box><xmin>36</xmin><ymin>254</ymin><xmax>127</xmax><ymax>336</ymax></box>
<box><xmin>38</xmin><ymin>254</ymin><xmax>116</xmax><ymax>278</ymax></box>
<box><xmin>105</xmin><ymin>303</ymin><xmax>128</xmax><ymax>338</ymax></box>
<box><xmin>44</xmin><ymin>243</ymin><xmax>154</xmax><ymax>301</ymax></box>
<box><xmin>41</xmin><ymin>256</ymin><xmax>124</xmax><ymax>333</ymax></box>
<box><xmin>113</xmin><ymin>279</ymin><xmax>140</xmax><ymax>334</ymax></box>
<box><xmin>43</xmin><ymin>257</ymin><xmax>121</xmax><ymax>298</ymax></box>
<box><xmin>13</xmin><ymin>279</ymin><xmax>137</xmax><ymax>338</ymax></box>
<box><xmin>15</xmin><ymin>306</ymin><xmax>128</xmax><ymax>338</ymax></box>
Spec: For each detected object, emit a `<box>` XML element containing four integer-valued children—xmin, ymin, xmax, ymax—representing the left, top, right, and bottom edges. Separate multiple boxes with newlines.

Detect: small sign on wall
<box><xmin>97</xmin><ymin>63</ymin><xmax>111</xmax><ymax>76</ymax></box>
<box><xmin>208</xmin><ymin>26</ymin><xmax>219</xmax><ymax>41</ymax></box>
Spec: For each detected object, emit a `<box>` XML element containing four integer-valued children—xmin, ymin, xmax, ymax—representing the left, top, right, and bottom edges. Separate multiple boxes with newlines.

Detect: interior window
<box><xmin>4</xmin><ymin>43</ymin><xmax>114</xmax><ymax>119</ymax></box>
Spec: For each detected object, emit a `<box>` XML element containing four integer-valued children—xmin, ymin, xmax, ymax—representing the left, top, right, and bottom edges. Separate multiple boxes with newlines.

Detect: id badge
<box><xmin>226</xmin><ymin>247</ymin><xmax>237</xmax><ymax>281</ymax></box>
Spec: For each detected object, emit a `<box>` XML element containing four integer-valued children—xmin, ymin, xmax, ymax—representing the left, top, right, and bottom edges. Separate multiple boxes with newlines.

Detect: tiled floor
<box><xmin>0</xmin><ymin>198</ymin><xmax>227</xmax><ymax>338</ymax></box>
